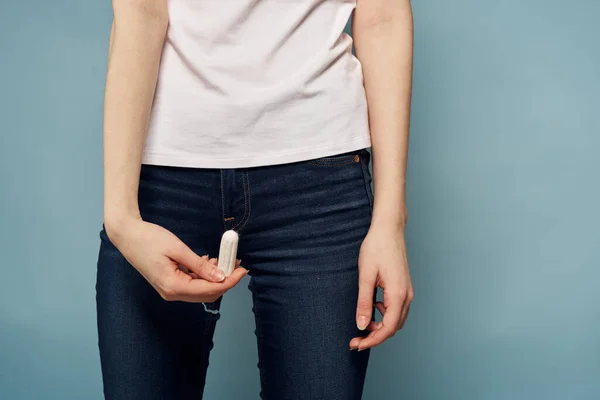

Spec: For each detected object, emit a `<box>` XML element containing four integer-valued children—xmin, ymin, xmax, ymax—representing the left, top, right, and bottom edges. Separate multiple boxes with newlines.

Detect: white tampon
<box><xmin>217</xmin><ymin>230</ymin><xmax>239</xmax><ymax>277</ymax></box>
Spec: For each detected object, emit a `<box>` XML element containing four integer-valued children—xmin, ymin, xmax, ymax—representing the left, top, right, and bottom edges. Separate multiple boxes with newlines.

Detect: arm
<box><xmin>103</xmin><ymin>0</ymin><xmax>167</xmax><ymax>231</ymax></box>
<box><xmin>103</xmin><ymin>0</ymin><xmax>247</xmax><ymax>300</ymax></box>
<box><xmin>354</xmin><ymin>0</ymin><xmax>413</xmax><ymax>230</ymax></box>
<box><xmin>350</xmin><ymin>0</ymin><xmax>415</xmax><ymax>350</ymax></box>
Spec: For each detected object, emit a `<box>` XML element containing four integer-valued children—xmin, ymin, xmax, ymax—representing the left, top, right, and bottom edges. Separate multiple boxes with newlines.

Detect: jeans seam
<box><xmin>220</xmin><ymin>169</ymin><xmax>228</xmax><ymax>231</ymax></box>
<box><xmin>307</xmin><ymin>160</ymin><xmax>356</xmax><ymax>166</ymax></box>
<box><xmin>248</xmin><ymin>277</ymin><xmax>265</xmax><ymax>399</ymax></box>
<box><xmin>359</xmin><ymin>153</ymin><xmax>374</xmax><ymax>213</ymax></box>
<box><xmin>231</xmin><ymin>172</ymin><xmax>247</xmax><ymax>231</ymax></box>
<box><xmin>251</xmin><ymin>289</ymin><xmax>266</xmax><ymax>399</ymax></box>
<box><xmin>307</xmin><ymin>154</ymin><xmax>358</xmax><ymax>166</ymax></box>
<box><xmin>232</xmin><ymin>170</ymin><xmax>251</xmax><ymax>232</ymax></box>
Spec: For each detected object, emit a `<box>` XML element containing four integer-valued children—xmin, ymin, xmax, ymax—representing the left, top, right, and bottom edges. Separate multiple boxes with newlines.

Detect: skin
<box><xmin>103</xmin><ymin>0</ymin><xmax>413</xmax><ymax>347</ymax></box>
<box><xmin>103</xmin><ymin>0</ymin><xmax>247</xmax><ymax>302</ymax></box>
<box><xmin>349</xmin><ymin>0</ymin><xmax>414</xmax><ymax>351</ymax></box>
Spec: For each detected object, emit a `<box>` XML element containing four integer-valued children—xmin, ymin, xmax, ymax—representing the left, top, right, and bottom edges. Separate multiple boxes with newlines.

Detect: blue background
<box><xmin>1</xmin><ymin>0</ymin><xmax>599</xmax><ymax>399</ymax></box>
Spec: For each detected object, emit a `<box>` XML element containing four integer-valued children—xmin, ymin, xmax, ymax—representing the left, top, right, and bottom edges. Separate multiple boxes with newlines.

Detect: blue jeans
<box><xmin>96</xmin><ymin>148</ymin><xmax>376</xmax><ymax>400</ymax></box>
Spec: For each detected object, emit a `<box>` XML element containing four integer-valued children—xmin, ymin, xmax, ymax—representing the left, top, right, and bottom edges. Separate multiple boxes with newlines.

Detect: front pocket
<box><xmin>358</xmin><ymin>150</ymin><xmax>374</xmax><ymax>213</ymax></box>
<box><xmin>307</xmin><ymin>150</ymin><xmax>362</xmax><ymax>166</ymax></box>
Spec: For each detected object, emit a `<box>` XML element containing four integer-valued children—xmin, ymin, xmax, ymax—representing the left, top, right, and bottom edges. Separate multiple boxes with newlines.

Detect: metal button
<box><xmin>354</xmin><ymin>154</ymin><xmax>360</xmax><ymax>163</ymax></box>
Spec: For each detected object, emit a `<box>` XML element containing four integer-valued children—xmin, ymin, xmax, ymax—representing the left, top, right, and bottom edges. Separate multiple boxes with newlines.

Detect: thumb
<box><xmin>170</xmin><ymin>244</ymin><xmax>225</xmax><ymax>282</ymax></box>
<box><xmin>356</xmin><ymin>267</ymin><xmax>376</xmax><ymax>331</ymax></box>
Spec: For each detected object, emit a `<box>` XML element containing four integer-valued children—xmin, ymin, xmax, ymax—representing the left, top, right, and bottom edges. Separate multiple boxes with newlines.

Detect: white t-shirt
<box><xmin>142</xmin><ymin>0</ymin><xmax>371</xmax><ymax>169</ymax></box>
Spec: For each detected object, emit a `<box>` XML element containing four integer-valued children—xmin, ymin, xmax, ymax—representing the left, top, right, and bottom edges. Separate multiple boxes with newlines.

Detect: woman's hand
<box><xmin>350</xmin><ymin>225</ymin><xmax>414</xmax><ymax>351</ymax></box>
<box><xmin>106</xmin><ymin>217</ymin><xmax>247</xmax><ymax>303</ymax></box>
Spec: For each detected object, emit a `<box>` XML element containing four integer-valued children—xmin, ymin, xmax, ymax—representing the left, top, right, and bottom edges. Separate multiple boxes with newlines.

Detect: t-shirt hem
<box><xmin>141</xmin><ymin>135</ymin><xmax>372</xmax><ymax>169</ymax></box>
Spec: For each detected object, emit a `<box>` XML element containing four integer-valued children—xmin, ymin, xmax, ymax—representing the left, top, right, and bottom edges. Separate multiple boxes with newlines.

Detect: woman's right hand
<box><xmin>105</xmin><ymin>217</ymin><xmax>247</xmax><ymax>303</ymax></box>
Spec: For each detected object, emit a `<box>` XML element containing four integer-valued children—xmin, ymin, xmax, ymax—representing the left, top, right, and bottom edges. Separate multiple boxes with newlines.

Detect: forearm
<box><xmin>353</xmin><ymin>0</ymin><xmax>413</xmax><ymax>230</ymax></box>
<box><xmin>103</xmin><ymin>0</ymin><xmax>168</xmax><ymax>233</ymax></box>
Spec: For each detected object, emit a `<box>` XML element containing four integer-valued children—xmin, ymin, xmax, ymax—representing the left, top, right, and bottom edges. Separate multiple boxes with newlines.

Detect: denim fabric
<box><xmin>96</xmin><ymin>148</ymin><xmax>376</xmax><ymax>400</ymax></box>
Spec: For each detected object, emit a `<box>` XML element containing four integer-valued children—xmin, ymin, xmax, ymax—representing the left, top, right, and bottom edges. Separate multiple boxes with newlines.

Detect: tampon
<box><xmin>217</xmin><ymin>230</ymin><xmax>239</xmax><ymax>277</ymax></box>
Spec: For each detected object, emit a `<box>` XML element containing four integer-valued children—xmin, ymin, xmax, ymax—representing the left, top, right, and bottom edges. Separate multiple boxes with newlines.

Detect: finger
<box><xmin>177</xmin><ymin>261</ymin><xmax>203</xmax><ymax>279</ymax></box>
<box><xmin>349</xmin><ymin>322</ymin><xmax>381</xmax><ymax>349</ymax></box>
<box><xmin>178</xmin><ymin>265</ymin><xmax>199</xmax><ymax>279</ymax></box>
<box><xmin>178</xmin><ymin>265</ymin><xmax>190</xmax><ymax>274</ymax></box>
<box><xmin>170</xmin><ymin>267</ymin><xmax>249</xmax><ymax>302</ymax></box>
<box><xmin>219</xmin><ymin>266</ymin><xmax>250</xmax><ymax>290</ymax></box>
<box><xmin>356</xmin><ymin>300</ymin><xmax>403</xmax><ymax>350</ymax></box>
<box><xmin>170</xmin><ymin>244</ymin><xmax>226</xmax><ymax>283</ymax></box>
<box><xmin>194</xmin><ymin>256</ymin><xmax>226</xmax><ymax>282</ymax></box>
<box><xmin>168</xmin><ymin>272</ymin><xmax>215</xmax><ymax>302</ymax></box>
<box><xmin>180</xmin><ymin>266</ymin><xmax>249</xmax><ymax>299</ymax></box>
<box><xmin>398</xmin><ymin>290</ymin><xmax>414</xmax><ymax>330</ymax></box>
<box><xmin>375</xmin><ymin>301</ymin><xmax>386</xmax><ymax>317</ymax></box>
<box><xmin>367</xmin><ymin>321</ymin><xmax>382</xmax><ymax>331</ymax></box>
<box><xmin>356</xmin><ymin>268</ymin><xmax>377</xmax><ymax>331</ymax></box>
<box><xmin>355</xmin><ymin>324</ymin><xmax>394</xmax><ymax>351</ymax></box>
<box><xmin>349</xmin><ymin>333</ymin><xmax>366</xmax><ymax>349</ymax></box>
<box><xmin>399</xmin><ymin>304</ymin><xmax>411</xmax><ymax>330</ymax></box>
<box><xmin>349</xmin><ymin>321</ymin><xmax>378</xmax><ymax>350</ymax></box>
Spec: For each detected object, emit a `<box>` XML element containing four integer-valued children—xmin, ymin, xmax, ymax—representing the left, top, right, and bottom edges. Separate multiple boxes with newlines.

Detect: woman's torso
<box><xmin>143</xmin><ymin>0</ymin><xmax>371</xmax><ymax>169</ymax></box>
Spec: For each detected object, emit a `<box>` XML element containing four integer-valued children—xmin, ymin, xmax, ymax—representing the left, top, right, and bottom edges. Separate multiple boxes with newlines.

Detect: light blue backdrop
<box><xmin>1</xmin><ymin>1</ymin><xmax>599</xmax><ymax>399</ymax></box>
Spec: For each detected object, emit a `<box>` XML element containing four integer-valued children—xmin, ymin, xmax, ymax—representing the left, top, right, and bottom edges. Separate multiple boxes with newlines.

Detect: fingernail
<box><xmin>357</xmin><ymin>316</ymin><xmax>368</xmax><ymax>330</ymax></box>
<box><xmin>214</xmin><ymin>269</ymin><xmax>225</xmax><ymax>281</ymax></box>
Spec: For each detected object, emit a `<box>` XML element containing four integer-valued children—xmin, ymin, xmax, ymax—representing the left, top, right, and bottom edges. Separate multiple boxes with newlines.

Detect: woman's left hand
<box><xmin>349</xmin><ymin>225</ymin><xmax>414</xmax><ymax>351</ymax></box>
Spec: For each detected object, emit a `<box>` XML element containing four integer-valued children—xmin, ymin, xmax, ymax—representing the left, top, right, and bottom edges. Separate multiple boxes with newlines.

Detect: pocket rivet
<box><xmin>354</xmin><ymin>155</ymin><xmax>360</xmax><ymax>163</ymax></box>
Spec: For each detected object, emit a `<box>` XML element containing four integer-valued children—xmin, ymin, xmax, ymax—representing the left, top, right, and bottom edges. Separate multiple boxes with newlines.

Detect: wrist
<box><xmin>103</xmin><ymin>209</ymin><xmax>142</xmax><ymax>241</ymax></box>
<box><xmin>371</xmin><ymin>205</ymin><xmax>408</xmax><ymax>233</ymax></box>
<box><xmin>370</xmin><ymin>217</ymin><xmax>407</xmax><ymax>235</ymax></box>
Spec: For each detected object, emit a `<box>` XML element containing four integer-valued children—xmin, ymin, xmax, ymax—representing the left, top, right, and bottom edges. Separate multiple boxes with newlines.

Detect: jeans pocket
<box><xmin>358</xmin><ymin>149</ymin><xmax>374</xmax><ymax>213</ymax></box>
<box><xmin>306</xmin><ymin>150</ymin><xmax>362</xmax><ymax>166</ymax></box>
